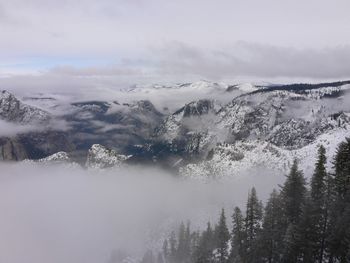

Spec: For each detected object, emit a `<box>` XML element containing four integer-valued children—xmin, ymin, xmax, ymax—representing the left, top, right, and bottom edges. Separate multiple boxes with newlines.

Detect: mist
<box><xmin>0</xmin><ymin>119</ymin><xmax>42</xmax><ymax>136</ymax></box>
<box><xmin>0</xmin><ymin>162</ymin><xmax>284</xmax><ymax>263</ymax></box>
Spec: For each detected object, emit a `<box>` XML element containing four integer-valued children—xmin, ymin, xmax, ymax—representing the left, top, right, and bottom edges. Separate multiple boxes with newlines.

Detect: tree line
<box><xmin>141</xmin><ymin>138</ymin><xmax>350</xmax><ymax>263</ymax></box>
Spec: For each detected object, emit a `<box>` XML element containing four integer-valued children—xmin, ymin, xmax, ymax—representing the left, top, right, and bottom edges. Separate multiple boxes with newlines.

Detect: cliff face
<box><xmin>0</xmin><ymin>90</ymin><xmax>50</xmax><ymax>123</ymax></box>
<box><xmin>0</xmin><ymin>91</ymin><xmax>74</xmax><ymax>161</ymax></box>
<box><xmin>1</xmin><ymin>81</ymin><xmax>350</xmax><ymax>176</ymax></box>
<box><xmin>0</xmin><ymin>138</ymin><xmax>28</xmax><ymax>161</ymax></box>
<box><xmin>0</xmin><ymin>132</ymin><xmax>75</xmax><ymax>161</ymax></box>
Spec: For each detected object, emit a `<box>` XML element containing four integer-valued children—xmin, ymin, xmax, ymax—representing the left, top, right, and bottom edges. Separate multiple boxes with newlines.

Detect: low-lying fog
<box><xmin>0</xmin><ymin>163</ymin><xmax>284</xmax><ymax>263</ymax></box>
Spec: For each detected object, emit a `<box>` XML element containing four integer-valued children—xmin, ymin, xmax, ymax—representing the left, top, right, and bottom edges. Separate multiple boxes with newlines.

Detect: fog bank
<box><xmin>0</xmin><ymin>163</ymin><xmax>284</xmax><ymax>263</ymax></box>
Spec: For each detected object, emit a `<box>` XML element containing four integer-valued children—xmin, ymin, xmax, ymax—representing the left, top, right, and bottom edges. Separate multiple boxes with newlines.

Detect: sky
<box><xmin>1</xmin><ymin>0</ymin><xmax>350</xmax><ymax>89</ymax></box>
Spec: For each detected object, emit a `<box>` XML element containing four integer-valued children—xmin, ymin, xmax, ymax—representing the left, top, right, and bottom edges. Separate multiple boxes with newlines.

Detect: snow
<box><xmin>236</xmin><ymin>83</ymin><xmax>258</xmax><ymax>92</ymax></box>
<box><xmin>0</xmin><ymin>90</ymin><xmax>51</xmax><ymax>124</ymax></box>
<box><xmin>180</xmin><ymin>126</ymin><xmax>350</xmax><ymax>180</ymax></box>
<box><xmin>86</xmin><ymin>144</ymin><xmax>131</xmax><ymax>169</ymax></box>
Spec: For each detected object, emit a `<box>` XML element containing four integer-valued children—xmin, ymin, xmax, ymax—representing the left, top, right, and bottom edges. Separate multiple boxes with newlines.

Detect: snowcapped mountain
<box><xmin>24</xmin><ymin>144</ymin><xmax>130</xmax><ymax>169</ymax></box>
<box><xmin>0</xmin><ymin>90</ymin><xmax>50</xmax><ymax>124</ymax></box>
<box><xmin>180</xmin><ymin>125</ymin><xmax>350</xmax><ymax>179</ymax></box>
<box><xmin>65</xmin><ymin>99</ymin><xmax>163</xmax><ymax>152</ymax></box>
<box><xmin>1</xmin><ymin>80</ymin><xmax>350</xmax><ymax>178</ymax></box>
<box><xmin>86</xmin><ymin>144</ymin><xmax>131</xmax><ymax>169</ymax></box>
<box><xmin>139</xmin><ymin>80</ymin><xmax>350</xmax><ymax>176</ymax></box>
<box><xmin>0</xmin><ymin>90</ymin><xmax>74</xmax><ymax>160</ymax></box>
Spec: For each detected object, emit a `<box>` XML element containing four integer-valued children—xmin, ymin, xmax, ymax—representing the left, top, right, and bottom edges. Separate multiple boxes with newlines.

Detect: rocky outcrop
<box><xmin>86</xmin><ymin>144</ymin><xmax>131</xmax><ymax>169</ymax></box>
<box><xmin>0</xmin><ymin>91</ymin><xmax>74</xmax><ymax>161</ymax></box>
<box><xmin>0</xmin><ymin>90</ymin><xmax>50</xmax><ymax>124</ymax></box>
<box><xmin>0</xmin><ymin>137</ymin><xmax>28</xmax><ymax>161</ymax></box>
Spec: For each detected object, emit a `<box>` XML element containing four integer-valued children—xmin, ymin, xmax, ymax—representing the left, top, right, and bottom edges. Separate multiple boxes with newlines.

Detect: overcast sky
<box><xmin>1</xmin><ymin>0</ymin><xmax>350</xmax><ymax>87</ymax></box>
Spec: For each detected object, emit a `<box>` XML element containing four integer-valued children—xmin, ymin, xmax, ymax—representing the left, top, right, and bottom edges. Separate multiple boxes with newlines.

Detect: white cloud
<box><xmin>0</xmin><ymin>119</ymin><xmax>71</xmax><ymax>137</ymax></box>
<box><xmin>0</xmin><ymin>162</ymin><xmax>283</xmax><ymax>263</ymax></box>
<box><xmin>0</xmin><ymin>0</ymin><xmax>350</xmax><ymax>93</ymax></box>
<box><xmin>0</xmin><ymin>120</ymin><xmax>42</xmax><ymax>136</ymax></box>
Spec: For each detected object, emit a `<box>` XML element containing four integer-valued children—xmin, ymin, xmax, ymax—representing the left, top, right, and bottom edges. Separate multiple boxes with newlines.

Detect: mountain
<box><xmin>65</xmin><ymin>99</ymin><xmax>163</xmax><ymax>152</ymax></box>
<box><xmin>1</xmin><ymin>80</ymin><xmax>350</xmax><ymax>177</ymax></box>
<box><xmin>24</xmin><ymin>144</ymin><xmax>130</xmax><ymax>169</ymax></box>
<box><xmin>0</xmin><ymin>91</ymin><xmax>74</xmax><ymax>160</ymax></box>
<box><xmin>86</xmin><ymin>144</ymin><xmax>131</xmax><ymax>169</ymax></box>
<box><xmin>0</xmin><ymin>90</ymin><xmax>50</xmax><ymax>123</ymax></box>
<box><xmin>133</xmin><ymin>81</ymin><xmax>350</xmax><ymax>175</ymax></box>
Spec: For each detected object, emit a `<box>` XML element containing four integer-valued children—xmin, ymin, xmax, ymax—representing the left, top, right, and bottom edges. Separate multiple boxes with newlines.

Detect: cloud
<box><xmin>0</xmin><ymin>119</ymin><xmax>71</xmax><ymax>137</ymax></box>
<box><xmin>49</xmin><ymin>65</ymin><xmax>143</xmax><ymax>77</ymax></box>
<box><xmin>3</xmin><ymin>41</ymin><xmax>350</xmax><ymax>89</ymax></box>
<box><xmin>1</xmin><ymin>0</ymin><xmax>350</xmax><ymax>92</ymax></box>
<box><xmin>0</xmin><ymin>162</ymin><xmax>283</xmax><ymax>263</ymax></box>
<box><xmin>1</xmin><ymin>0</ymin><xmax>350</xmax><ymax>59</ymax></box>
<box><xmin>0</xmin><ymin>120</ymin><xmax>42</xmax><ymax>136</ymax></box>
<box><xmin>154</xmin><ymin>41</ymin><xmax>350</xmax><ymax>80</ymax></box>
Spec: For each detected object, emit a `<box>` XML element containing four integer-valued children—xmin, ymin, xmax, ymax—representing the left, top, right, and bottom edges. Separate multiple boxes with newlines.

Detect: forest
<box><xmin>140</xmin><ymin>138</ymin><xmax>350</xmax><ymax>263</ymax></box>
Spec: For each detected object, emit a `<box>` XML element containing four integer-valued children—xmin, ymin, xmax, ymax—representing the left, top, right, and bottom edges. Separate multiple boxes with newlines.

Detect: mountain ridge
<box><xmin>1</xmin><ymin>80</ymin><xmax>349</xmax><ymax>178</ymax></box>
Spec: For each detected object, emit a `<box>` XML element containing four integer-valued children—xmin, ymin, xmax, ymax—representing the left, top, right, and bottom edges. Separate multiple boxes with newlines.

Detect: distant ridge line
<box><xmin>251</xmin><ymin>80</ymin><xmax>350</xmax><ymax>94</ymax></box>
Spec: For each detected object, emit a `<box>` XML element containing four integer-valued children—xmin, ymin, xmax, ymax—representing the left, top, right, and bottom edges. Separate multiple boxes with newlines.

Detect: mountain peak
<box><xmin>0</xmin><ymin>90</ymin><xmax>51</xmax><ymax>124</ymax></box>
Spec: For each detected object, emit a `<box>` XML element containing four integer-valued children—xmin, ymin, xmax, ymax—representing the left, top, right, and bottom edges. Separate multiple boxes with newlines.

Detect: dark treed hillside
<box><xmin>253</xmin><ymin>80</ymin><xmax>350</xmax><ymax>94</ymax></box>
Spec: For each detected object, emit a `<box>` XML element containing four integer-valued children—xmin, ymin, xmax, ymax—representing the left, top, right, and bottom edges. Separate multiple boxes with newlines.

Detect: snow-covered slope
<box><xmin>2</xmin><ymin>80</ymin><xmax>350</xmax><ymax>174</ymax></box>
<box><xmin>37</xmin><ymin>151</ymin><xmax>71</xmax><ymax>163</ymax></box>
<box><xmin>144</xmin><ymin>81</ymin><xmax>350</xmax><ymax>176</ymax></box>
<box><xmin>0</xmin><ymin>90</ymin><xmax>50</xmax><ymax>124</ymax></box>
<box><xmin>180</xmin><ymin>125</ymin><xmax>350</xmax><ymax>179</ymax></box>
<box><xmin>86</xmin><ymin>144</ymin><xmax>131</xmax><ymax>169</ymax></box>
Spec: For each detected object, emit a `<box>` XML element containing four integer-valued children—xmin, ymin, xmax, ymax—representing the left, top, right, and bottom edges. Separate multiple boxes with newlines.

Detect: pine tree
<box><xmin>190</xmin><ymin>231</ymin><xmax>200</xmax><ymax>263</ymax></box>
<box><xmin>245</xmin><ymin>187</ymin><xmax>263</xmax><ymax>263</ymax></box>
<box><xmin>184</xmin><ymin>221</ymin><xmax>192</xmax><ymax>262</ymax></box>
<box><xmin>163</xmin><ymin>239</ymin><xmax>169</xmax><ymax>263</ymax></box>
<box><xmin>169</xmin><ymin>231</ymin><xmax>177</xmax><ymax>263</ymax></box>
<box><xmin>280</xmin><ymin>159</ymin><xmax>307</xmax><ymax>262</ymax></box>
<box><xmin>282</xmin><ymin>223</ymin><xmax>299</xmax><ymax>263</ymax></box>
<box><xmin>295</xmin><ymin>194</ymin><xmax>316</xmax><ymax>262</ymax></box>
<box><xmin>177</xmin><ymin>222</ymin><xmax>187</xmax><ymax>262</ymax></box>
<box><xmin>194</xmin><ymin>222</ymin><xmax>215</xmax><ymax>263</ymax></box>
<box><xmin>157</xmin><ymin>252</ymin><xmax>164</xmax><ymax>263</ymax></box>
<box><xmin>333</xmin><ymin>138</ymin><xmax>350</xmax><ymax>198</ymax></box>
<box><xmin>216</xmin><ymin>209</ymin><xmax>230</xmax><ymax>263</ymax></box>
<box><xmin>141</xmin><ymin>250</ymin><xmax>155</xmax><ymax>263</ymax></box>
<box><xmin>311</xmin><ymin>145</ymin><xmax>327</xmax><ymax>201</ymax></box>
<box><xmin>281</xmin><ymin>159</ymin><xmax>307</xmax><ymax>225</ymax></box>
<box><xmin>327</xmin><ymin>138</ymin><xmax>350</xmax><ymax>262</ymax></box>
<box><xmin>231</xmin><ymin>207</ymin><xmax>246</xmax><ymax>263</ymax></box>
<box><xmin>306</xmin><ymin>145</ymin><xmax>331</xmax><ymax>263</ymax></box>
<box><xmin>259</xmin><ymin>189</ymin><xmax>285</xmax><ymax>263</ymax></box>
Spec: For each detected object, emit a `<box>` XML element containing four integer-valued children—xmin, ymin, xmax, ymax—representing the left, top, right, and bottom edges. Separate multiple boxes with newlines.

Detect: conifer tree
<box><xmin>216</xmin><ymin>209</ymin><xmax>230</xmax><ymax>263</ymax></box>
<box><xmin>280</xmin><ymin>159</ymin><xmax>307</xmax><ymax>262</ymax></box>
<box><xmin>245</xmin><ymin>187</ymin><xmax>263</xmax><ymax>262</ymax></box>
<box><xmin>259</xmin><ymin>189</ymin><xmax>285</xmax><ymax>263</ymax></box>
<box><xmin>190</xmin><ymin>231</ymin><xmax>200</xmax><ymax>263</ymax></box>
<box><xmin>282</xmin><ymin>223</ymin><xmax>299</xmax><ymax>263</ymax></box>
<box><xmin>295</xmin><ymin>194</ymin><xmax>316</xmax><ymax>262</ymax></box>
<box><xmin>184</xmin><ymin>222</ymin><xmax>191</xmax><ymax>261</ymax></box>
<box><xmin>333</xmin><ymin>138</ymin><xmax>350</xmax><ymax>198</ymax></box>
<box><xmin>311</xmin><ymin>145</ymin><xmax>327</xmax><ymax>201</ymax></box>
<box><xmin>231</xmin><ymin>206</ymin><xmax>246</xmax><ymax>263</ymax></box>
<box><xmin>142</xmin><ymin>250</ymin><xmax>155</xmax><ymax>263</ymax></box>
<box><xmin>157</xmin><ymin>252</ymin><xmax>164</xmax><ymax>263</ymax></box>
<box><xmin>169</xmin><ymin>231</ymin><xmax>177</xmax><ymax>263</ymax></box>
<box><xmin>306</xmin><ymin>145</ymin><xmax>331</xmax><ymax>263</ymax></box>
<box><xmin>162</xmin><ymin>239</ymin><xmax>169</xmax><ymax>263</ymax></box>
<box><xmin>327</xmin><ymin>138</ymin><xmax>350</xmax><ymax>262</ymax></box>
<box><xmin>194</xmin><ymin>222</ymin><xmax>215</xmax><ymax>263</ymax></box>
<box><xmin>281</xmin><ymin>159</ymin><xmax>307</xmax><ymax>225</ymax></box>
<box><xmin>177</xmin><ymin>222</ymin><xmax>187</xmax><ymax>262</ymax></box>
